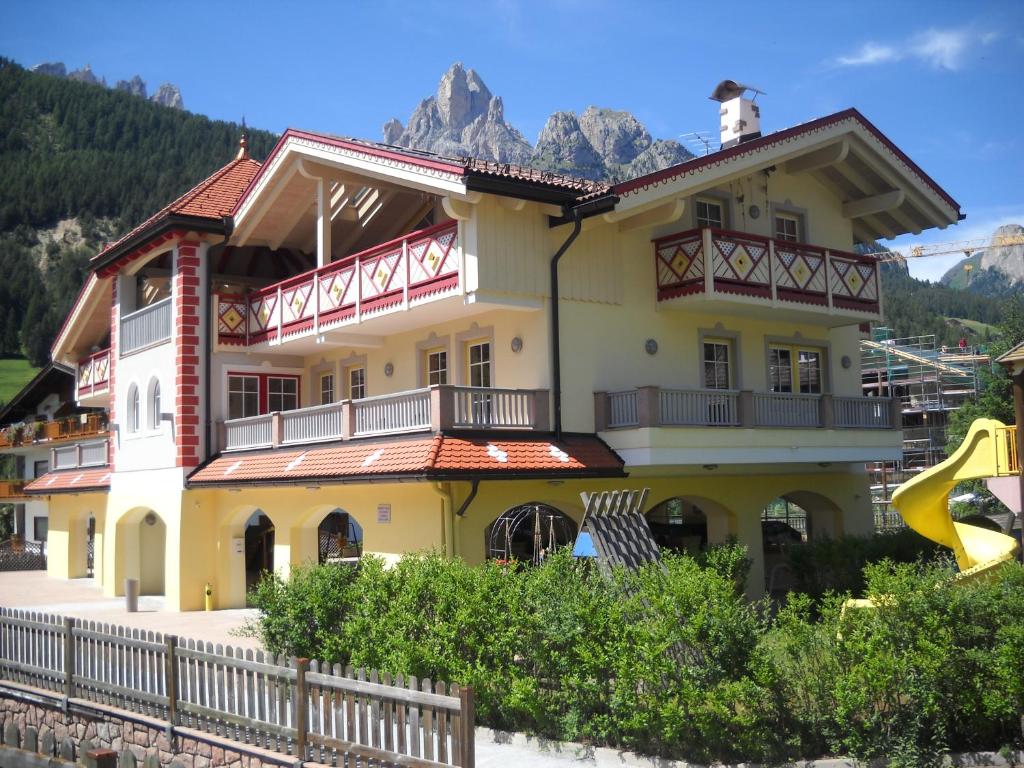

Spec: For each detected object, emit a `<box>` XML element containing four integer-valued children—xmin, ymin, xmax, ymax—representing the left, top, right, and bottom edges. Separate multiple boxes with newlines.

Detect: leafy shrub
<box><xmin>244</xmin><ymin>549</ymin><xmax>1024</xmax><ymax>764</ymax></box>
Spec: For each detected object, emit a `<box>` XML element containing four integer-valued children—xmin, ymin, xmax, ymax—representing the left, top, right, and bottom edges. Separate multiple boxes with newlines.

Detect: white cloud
<box><xmin>834</xmin><ymin>27</ymin><xmax>998</xmax><ymax>71</ymax></box>
<box><xmin>836</xmin><ymin>42</ymin><xmax>899</xmax><ymax>67</ymax></box>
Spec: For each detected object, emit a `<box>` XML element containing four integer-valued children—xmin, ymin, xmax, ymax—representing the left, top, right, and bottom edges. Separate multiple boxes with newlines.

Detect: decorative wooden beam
<box><xmin>442</xmin><ymin>195</ymin><xmax>476</xmax><ymax>221</ymax></box>
<box><xmin>613</xmin><ymin>198</ymin><xmax>686</xmax><ymax>232</ymax></box>
<box><xmin>316</xmin><ymin>177</ymin><xmax>332</xmax><ymax>268</ymax></box>
<box><xmin>842</xmin><ymin>189</ymin><xmax>905</xmax><ymax>219</ymax></box>
<box><xmin>860</xmin><ymin>213</ymin><xmax>897</xmax><ymax>240</ymax></box>
<box><xmin>496</xmin><ymin>197</ymin><xmax>527</xmax><ymax>211</ymax></box>
<box><xmin>269</xmin><ymin>197</ymin><xmax>314</xmax><ymax>251</ymax></box>
<box><xmin>784</xmin><ymin>140</ymin><xmax>849</xmax><ymax>175</ymax></box>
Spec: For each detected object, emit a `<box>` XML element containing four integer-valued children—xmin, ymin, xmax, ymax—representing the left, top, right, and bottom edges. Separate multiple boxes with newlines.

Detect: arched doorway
<box><xmin>115</xmin><ymin>508</ymin><xmax>166</xmax><ymax>596</ymax></box>
<box><xmin>244</xmin><ymin>511</ymin><xmax>275</xmax><ymax>591</ymax></box>
<box><xmin>761</xmin><ymin>491</ymin><xmax>843</xmax><ymax>596</ymax></box>
<box><xmin>646</xmin><ymin>498</ymin><xmax>708</xmax><ymax>554</ymax></box>
<box><xmin>485</xmin><ymin>503</ymin><xmax>577</xmax><ymax>565</ymax></box>
<box><xmin>317</xmin><ymin>509</ymin><xmax>364</xmax><ymax>564</ymax></box>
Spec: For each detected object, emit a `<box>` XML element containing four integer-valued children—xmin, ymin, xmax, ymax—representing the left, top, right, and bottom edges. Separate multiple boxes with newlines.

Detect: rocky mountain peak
<box><xmin>31</xmin><ymin>62</ymin><xmax>66</xmax><ymax>78</ymax></box>
<box><xmin>116</xmin><ymin>75</ymin><xmax>147</xmax><ymax>99</ymax></box>
<box><xmin>979</xmin><ymin>223</ymin><xmax>1024</xmax><ymax>280</ymax></box>
<box><xmin>150</xmin><ymin>83</ymin><xmax>184</xmax><ymax>110</ymax></box>
<box><xmin>382</xmin><ymin>63</ymin><xmax>693</xmax><ymax>182</ymax></box>
<box><xmin>67</xmin><ymin>64</ymin><xmax>102</xmax><ymax>86</ymax></box>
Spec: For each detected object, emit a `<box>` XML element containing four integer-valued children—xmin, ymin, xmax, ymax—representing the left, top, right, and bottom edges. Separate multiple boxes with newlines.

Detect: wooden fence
<box><xmin>0</xmin><ymin>607</ymin><xmax>474</xmax><ymax>768</ymax></box>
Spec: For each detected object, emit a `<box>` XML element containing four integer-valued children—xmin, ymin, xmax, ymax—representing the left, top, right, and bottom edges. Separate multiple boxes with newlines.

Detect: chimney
<box><xmin>710</xmin><ymin>80</ymin><xmax>764</xmax><ymax>149</ymax></box>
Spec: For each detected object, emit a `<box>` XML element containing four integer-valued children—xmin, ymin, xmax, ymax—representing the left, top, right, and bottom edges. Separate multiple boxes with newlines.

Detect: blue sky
<box><xmin>3</xmin><ymin>0</ymin><xmax>1023</xmax><ymax>282</ymax></box>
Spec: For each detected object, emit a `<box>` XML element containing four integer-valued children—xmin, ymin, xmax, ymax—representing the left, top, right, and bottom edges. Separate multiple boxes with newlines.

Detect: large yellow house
<box><xmin>23</xmin><ymin>88</ymin><xmax>962</xmax><ymax>610</ymax></box>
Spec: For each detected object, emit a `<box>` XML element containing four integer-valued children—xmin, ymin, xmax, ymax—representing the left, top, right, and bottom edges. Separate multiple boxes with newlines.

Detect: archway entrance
<box><xmin>244</xmin><ymin>511</ymin><xmax>275</xmax><ymax>591</ymax></box>
<box><xmin>317</xmin><ymin>509</ymin><xmax>363</xmax><ymax>563</ymax></box>
<box><xmin>115</xmin><ymin>508</ymin><xmax>166</xmax><ymax>596</ymax></box>
<box><xmin>485</xmin><ymin>503</ymin><xmax>576</xmax><ymax>565</ymax></box>
<box><xmin>646</xmin><ymin>498</ymin><xmax>708</xmax><ymax>554</ymax></box>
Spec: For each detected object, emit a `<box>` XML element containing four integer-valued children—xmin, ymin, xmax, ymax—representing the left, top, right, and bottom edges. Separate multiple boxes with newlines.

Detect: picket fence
<box><xmin>0</xmin><ymin>607</ymin><xmax>474</xmax><ymax>768</ymax></box>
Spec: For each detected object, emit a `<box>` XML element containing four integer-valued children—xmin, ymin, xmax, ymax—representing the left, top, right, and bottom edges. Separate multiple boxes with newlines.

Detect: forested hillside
<box><xmin>0</xmin><ymin>57</ymin><xmax>277</xmax><ymax>368</ymax></box>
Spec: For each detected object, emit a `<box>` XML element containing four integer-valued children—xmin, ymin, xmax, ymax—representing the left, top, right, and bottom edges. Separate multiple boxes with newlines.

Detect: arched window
<box><xmin>148</xmin><ymin>378</ymin><xmax>161</xmax><ymax>429</ymax></box>
<box><xmin>127</xmin><ymin>385</ymin><xmax>140</xmax><ymax>433</ymax></box>
<box><xmin>485</xmin><ymin>503</ymin><xmax>577</xmax><ymax>565</ymax></box>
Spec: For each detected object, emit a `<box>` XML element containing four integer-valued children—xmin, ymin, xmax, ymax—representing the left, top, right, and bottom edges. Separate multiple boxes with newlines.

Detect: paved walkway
<box><xmin>0</xmin><ymin>570</ymin><xmax>261</xmax><ymax>649</ymax></box>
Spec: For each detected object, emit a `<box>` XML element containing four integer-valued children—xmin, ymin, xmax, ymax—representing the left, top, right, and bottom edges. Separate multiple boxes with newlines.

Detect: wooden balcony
<box><xmin>0</xmin><ymin>481</ymin><xmax>28</xmax><ymax>500</ymax></box>
<box><xmin>221</xmin><ymin>385</ymin><xmax>549</xmax><ymax>451</ymax></box>
<box><xmin>595</xmin><ymin>387</ymin><xmax>899</xmax><ymax>431</ymax></box>
<box><xmin>217</xmin><ymin>221</ymin><xmax>460</xmax><ymax>347</ymax></box>
<box><xmin>0</xmin><ymin>413</ymin><xmax>108</xmax><ymax>450</ymax></box>
<box><xmin>653</xmin><ymin>227</ymin><xmax>881</xmax><ymax>324</ymax></box>
<box><xmin>76</xmin><ymin>348</ymin><xmax>111</xmax><ymax>404</ymax></box>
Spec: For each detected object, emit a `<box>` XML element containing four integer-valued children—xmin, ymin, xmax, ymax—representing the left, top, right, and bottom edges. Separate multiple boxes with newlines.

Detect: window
<box><xmin>467</xmin><ymin>341</ymin><xmax>492</xmax><ymax>387</ymax></box>
<box><xmin>267</xmin><ymin>377</ymin><xmax>299</xmax><ymax>412</ymax></box>
<box><xmin>228</xmin><ymin>375</ymin><xmax>259</xmax><ymax>420</ymax></box>
<box><xmin>347</xmin><ymin>366</ymin><xmax>366</xmax><ymax>401</ymax></box>
<box><xmin>149</xmin><ymin>379</ymin><xmax>161</xmax><ymax>429</ymax></box>
<box><xmin>774</xmin><ymin>212</ymin><xmax>801</xmax><ymax>242</ymax></box>
<box><xmin>127</xmin><ymin>385</ymin><xmax>140</xmax><ymax>432</ymax></box>
<box><xmin>320</xmin><ymin>373</ymin><xmax>335</xmax><ymax>405</ymax></box>
<box><xmin>769</xmin><ymin>345</ymin><xmax>824</xmax><ymax>394</ymax></box>
<box><xmin>33</xmin><ymin>460</ymin><xmax>48</xmax><ymax>479</ymax></box>
<box><xmin>425</xmin><ymin>349</ymin><xmax>448</xmax><ymax>386</ymax></box>
<box><xmin>703</xmin><ymin>340</ymin><xmax>732</xmax><ymax>390</ymax></box>
<box><xmin>33</xmin><ymin>517</ymin><xmax>48</xmax><ymax>542</ymax></box>
<box><xmin>696</xmin><ymin>198</ymin><xmax>725</xmax><ymax>229</ymax></box>
<box><xmin>797</xmin><ymin>350</ymin><xmax>822</xmax><ymax>394</ymax></box>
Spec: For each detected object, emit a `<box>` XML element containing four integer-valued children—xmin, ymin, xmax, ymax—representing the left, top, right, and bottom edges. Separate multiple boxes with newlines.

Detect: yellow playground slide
<box><xmin>892</xmin><ymin>418</ymin><xmax>1020</xmax><ymax>580</ymax></box>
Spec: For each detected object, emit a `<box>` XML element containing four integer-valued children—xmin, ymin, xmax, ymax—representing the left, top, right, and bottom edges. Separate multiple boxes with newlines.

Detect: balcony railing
<box><xmin>596</xmin><ymin>388</ymin><xmax>899</xmax><ymax>431</ymax></box>
<box><xmin>217</xmin><ymin>221</ymin><xmax>460</xmax><ymax>346</ymax></box>
<box><xmin>653</xmin><ymin>227</ymin><xmax>881</xmax><ymax>317</ymax></box>
<box><xmin>222</xmin><ymin>385</ymin><xmax>549</xmax><ymax>451</ymax></box>
<box><xmin>0</xmin><ymin>413</ymin><xmax>108</xmax><ymax>449</ymax></box>
<box><xmin>76</xmin><ymin>349</ymin><xmax>111</xmax><ymax>398</ymax></box>
<box><xmin>51</xmin><ymin>439</ymin><xmax>108</xmax><ymax>471</ymax></box>
<box><xmin>0</xmin><ymin>481</ymin><xmax>28</xmax><ymax>500</ymax></box>
<box><xmin>121</xmin><ymin>297</ymin><xmax>172</xmax><ymax>355</ymax></box>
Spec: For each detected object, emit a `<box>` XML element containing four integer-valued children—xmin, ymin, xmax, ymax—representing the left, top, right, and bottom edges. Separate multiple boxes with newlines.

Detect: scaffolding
<box><xmin>861</xmin><ymin>328</ymin><xmax>990</xmax><ymax>528</ymax></box>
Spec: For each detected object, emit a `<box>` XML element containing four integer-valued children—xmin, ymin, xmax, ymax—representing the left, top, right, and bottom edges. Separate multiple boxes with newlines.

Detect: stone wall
<box><xmin>0</xmin><ymin>688</ymin><xmax>297</xmax><ymax>768</ymax></box>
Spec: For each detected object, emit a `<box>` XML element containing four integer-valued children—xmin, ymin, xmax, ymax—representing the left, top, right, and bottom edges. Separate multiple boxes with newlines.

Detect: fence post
<box><xmin>84</xmin><ymin>748</ymin><xmax>117</xmax><ymax>768</ymax></box>
<box><xmin>293</xmin><ymin>657</ymin><xmax>309</xmax><ymax>762</ymax></box>
<box><xmin>164</xmin><ymin>635</ymin><xmax>178</xmax><ymax>737</ymax></box>
<box><xmin>63</xmin><ymin>617</ymin><xmax>75</xmax><ymax>706</ymax></box>
<box><xmin>459</xmin><ymin>685</ymin><xmax>475</xmax><ymax>767</ymax></box>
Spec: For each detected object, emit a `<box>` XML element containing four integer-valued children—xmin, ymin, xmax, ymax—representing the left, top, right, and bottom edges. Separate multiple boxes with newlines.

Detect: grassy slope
<box><xmin>0</xmin><ymin>357</ymin><xmax>38</xmax><ymax>406</ymax></box>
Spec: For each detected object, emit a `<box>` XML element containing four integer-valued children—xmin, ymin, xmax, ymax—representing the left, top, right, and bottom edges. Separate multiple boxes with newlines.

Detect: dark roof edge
<box><xmin>90</xmin><ymin>214</ymin><xmax>228</xmax><ymax>274</ymax></box>
<box><xmin>0</xmin><ymin>363</ymin><xmax>71</xmax><ymax>425</ymax></box>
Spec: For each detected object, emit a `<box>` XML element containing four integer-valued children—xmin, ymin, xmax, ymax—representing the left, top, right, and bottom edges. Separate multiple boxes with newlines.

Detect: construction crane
<box><xmin>864</xmin><ymin>231</ymin><xmax>1024</xmax><ymax>263</ymax></box>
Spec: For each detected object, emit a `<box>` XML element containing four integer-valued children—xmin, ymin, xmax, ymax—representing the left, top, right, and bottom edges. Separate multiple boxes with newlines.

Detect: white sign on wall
<box><xmin>377</xmin><ymin>504</ymin><xmax>391</xmax><ymax>524</ymax></box>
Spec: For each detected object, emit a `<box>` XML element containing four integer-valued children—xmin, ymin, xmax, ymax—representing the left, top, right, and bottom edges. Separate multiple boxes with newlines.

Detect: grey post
<box><xmin>164</xmin><ymin>635</ymin><xmax>178</xmax><ymax>738</ymax></box>
<box><xmin>293</xmin><ymin>657</ymin><xmax>309</xmax><ymax>761</ymax></box>
<box><xmin>63</xmin><ymin>616</ymin><xmax>75</xmax><ymax>705</ymax></box>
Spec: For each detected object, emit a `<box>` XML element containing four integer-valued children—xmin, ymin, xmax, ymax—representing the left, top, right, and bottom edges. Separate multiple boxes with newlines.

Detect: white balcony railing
<box><xmin>221</xmin><ymin>386</ymin><xmax>551</xmax><ymax>451</ymax></box>
<box><xmin>752</xmin><ymin>393</ymin><xmax>820</xmax><ymax>428</ymax></box>
<box><xmin>352</xmin><ymin>389</ymin><xmax>432</xmax><ymax>437</ymax></box>
<box><xmin>660</xmin><ymin>388</ymin><xmax>739</xmax><ymax>427</ymax></box>
<box><xmin>597</xmin><ymin>388</ymin><xmax>898</xmax><ymax>431</ymax></box>
<box><xmin>120</xmin><ymin>297</ymin><xmax>172</xmax><ymax>355</ymax></box>
<box><xmin>224</xmin><ymin>414</ymin><xmax>273</xmax><ymax>451</ymax></box>
<box><xmin>51</xmin><ymin>439</ymin><xmax>108</xmax><ymax>470</ymax></box>
<box><xmin>281</xmin><ymin>402</ymin><xmax>345</xmax><ymax>445</ymax></box>
<box><xmin>451</xmin><ymin>387</ymin><xmax>535</xmax><ymax>429</ymax></box>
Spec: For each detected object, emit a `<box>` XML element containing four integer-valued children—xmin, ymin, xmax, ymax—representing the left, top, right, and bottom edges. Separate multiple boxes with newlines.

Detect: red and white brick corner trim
<box><xmin>108</xmin><ymin>280</ymin><xmax>117</xmax><ymax>470</ymax></box>
<box><xmin>175</xmin><ymin>241</ymin><xmax>202</xmax><ymax>468</ymax></box>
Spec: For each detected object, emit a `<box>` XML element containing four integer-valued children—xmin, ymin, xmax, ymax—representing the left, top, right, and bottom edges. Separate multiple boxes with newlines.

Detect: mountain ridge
<box><xmin>383</xmin><ymin>63</ymin><xmax>694</xmax><ymax>182</ymax></box>
<box><xmin>31</xmin><ymin>61</ymin><xmax>184</xmax><ymax>109</ymax></box>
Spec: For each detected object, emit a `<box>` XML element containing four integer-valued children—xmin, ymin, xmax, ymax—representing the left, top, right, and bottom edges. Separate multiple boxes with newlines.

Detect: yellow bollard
<box><xmin>204</xmin><ymin>582</ymin><xmax>213</xmax><ymax>611</ymax></box>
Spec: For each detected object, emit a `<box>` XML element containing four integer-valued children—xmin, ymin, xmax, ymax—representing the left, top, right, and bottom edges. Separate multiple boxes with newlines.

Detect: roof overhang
<box><xmin>611</xmin><ymin>109</ymin><xmax>962</xmax><ymax>243</ymax></box>
<box><xmin>50</xmin><ymin>274</ymin><xmax>113</xmax><ymax>366</ymax></box>
<box><xmin>91</xmin><ymin>214</ymin><xmax>227</xmax><ymax>275</ymax></box>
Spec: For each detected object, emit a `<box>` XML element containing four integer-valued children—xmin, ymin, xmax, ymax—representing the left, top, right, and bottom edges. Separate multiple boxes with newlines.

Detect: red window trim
<box><xmin>227</xmin><ymin>372</ymin><xmax>302</xmax><ymax>415</ymax></box>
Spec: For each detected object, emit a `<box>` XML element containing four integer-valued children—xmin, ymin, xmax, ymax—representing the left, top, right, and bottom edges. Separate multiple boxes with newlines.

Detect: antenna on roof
<box><xmin>679</xmin><ymin>131</ymin><xmax>717</xmax><ymax>156</ymax></box>
<box><xmin>236</xmin><ymin>116</ymin><xmax>249</xmax><ymax>161</ymax></box>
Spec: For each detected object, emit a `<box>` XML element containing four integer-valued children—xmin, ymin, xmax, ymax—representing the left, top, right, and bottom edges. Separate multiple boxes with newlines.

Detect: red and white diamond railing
<box><xmin>218</xmin><ymin>221</ymin><xmax>459</xmax><ymax>345</ymax></box>
<box><xmin>654</xmin><ymin>227</ymin><xmax>879</xmax><ymax>315</ymax></box>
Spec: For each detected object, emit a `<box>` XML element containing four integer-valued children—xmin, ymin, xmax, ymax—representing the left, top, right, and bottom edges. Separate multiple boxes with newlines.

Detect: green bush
<box><xmin>244</xmin><ymin>548</ymin><xmax>1024</xmax><ymax>764</ymax></box>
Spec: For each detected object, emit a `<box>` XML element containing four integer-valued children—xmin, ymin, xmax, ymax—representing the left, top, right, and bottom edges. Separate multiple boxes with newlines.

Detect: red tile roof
<box><xmin>188</xmin><ymin>434</ymin><xmax>623</xmax><ymax>486</ymax></box>
<box><xmin>25</xmin><ymin>468</ymin><xmax>111</xmax><ymax>495</ymax></box>
<box><xmin>92</xmin><ymin>156</ymin><xmax>262</xmax><ymax>263</ymax></box>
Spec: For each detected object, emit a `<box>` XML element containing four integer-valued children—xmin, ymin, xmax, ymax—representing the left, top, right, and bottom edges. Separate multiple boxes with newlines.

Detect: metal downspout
<box><xmin>550</xmin><ymin>210</ymin><xmax>583</xmax><ymax>442</ymax></box>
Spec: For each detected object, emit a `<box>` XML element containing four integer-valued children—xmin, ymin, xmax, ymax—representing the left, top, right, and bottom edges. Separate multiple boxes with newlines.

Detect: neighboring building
<box><xmin>0</xmin><ymin>363</ymin><xmax>107</xmax><ymax>557</ymax></box>
<box><xmin>28</xmin><ymin>89</ymin><xmax>962</xmax><ymax>610</ymax></box>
